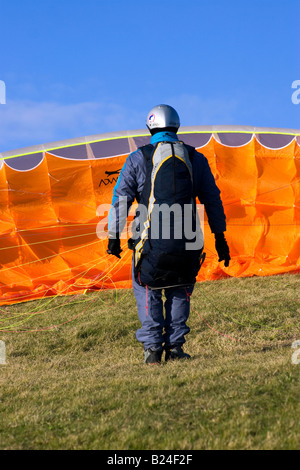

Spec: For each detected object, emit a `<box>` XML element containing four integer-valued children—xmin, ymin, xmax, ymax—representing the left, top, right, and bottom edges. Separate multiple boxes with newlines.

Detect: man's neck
<box><xmin>150</xmin><ymin>131</ymin><xmax>178</xmax><ymax>145</ymax></box>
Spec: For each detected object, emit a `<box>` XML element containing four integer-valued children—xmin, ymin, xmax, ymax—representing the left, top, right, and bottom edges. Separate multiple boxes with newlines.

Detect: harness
<box><xmin>131</xmin><ymin>141</ymin><xmax>205</xmax><ymax>289</ymax></box>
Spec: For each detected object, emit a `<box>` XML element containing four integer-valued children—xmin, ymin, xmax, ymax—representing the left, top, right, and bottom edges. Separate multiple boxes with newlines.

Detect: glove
<box><xmin>107</xmin><ymin>234</ymin><xmax>122</xmax><ymax>259</ymax></box>
<box><xmin>127</xmin><ymin>238</ymin><xmax>135</xmax><ymax>251</ymax></box>
<box><xmin>214</xmin><ymin>233</ymin><xmax>230</xmax><ymax>267</ymax></box>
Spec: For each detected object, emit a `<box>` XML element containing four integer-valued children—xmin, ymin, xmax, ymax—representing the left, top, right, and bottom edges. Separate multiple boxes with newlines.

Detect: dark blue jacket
<box><xmin>109</xmin><ymin>131</ymin><xmax>226</xmax><ymax>235</ymax></box>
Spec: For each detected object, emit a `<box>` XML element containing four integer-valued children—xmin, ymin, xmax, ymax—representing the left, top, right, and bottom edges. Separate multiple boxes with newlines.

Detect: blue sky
<box><xmin>0</xmin><ymin>0</ymin><xmax>299</xmax><ymax>152</ymax></box>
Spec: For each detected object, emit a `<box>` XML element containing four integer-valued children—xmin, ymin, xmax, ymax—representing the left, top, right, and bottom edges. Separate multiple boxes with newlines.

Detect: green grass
<box><xmin>0</xmin><ymin>273</ymin><xmax>299</xmax><ymax>450</ymax></box>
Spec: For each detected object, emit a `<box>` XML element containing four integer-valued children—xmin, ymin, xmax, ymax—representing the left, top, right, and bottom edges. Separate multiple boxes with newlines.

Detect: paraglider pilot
<box><xmin>107</xmin><ymin>105</ymin><xmax>230</xmax><ymax>364</ymax></box>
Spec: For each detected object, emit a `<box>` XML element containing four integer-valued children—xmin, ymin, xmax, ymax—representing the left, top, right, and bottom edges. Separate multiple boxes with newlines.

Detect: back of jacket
<box><xmin>108</xmin><ymin>131</ymin><xmax>226</xmax><ymax>238</ymax></box>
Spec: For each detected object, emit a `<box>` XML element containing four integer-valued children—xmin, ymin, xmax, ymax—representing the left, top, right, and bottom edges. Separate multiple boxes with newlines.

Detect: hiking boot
<box><xmin>144</xmin><ymin>348</ymin><xmax>162</xmax><ymax>365</ymax></box>
<box><xmin>165</xmin><ymin>345</ymin><xmax>191</xmax><ymax>362</ymax></box>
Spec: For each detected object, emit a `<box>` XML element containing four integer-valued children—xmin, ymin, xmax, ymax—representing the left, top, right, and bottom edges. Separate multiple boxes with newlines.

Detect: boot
<box><xmin>144</xmin><ymin>348</ymin><xmax>162</xmax><ymax>365</ymax></box>
<box><xmin>165</xmin><ymin>345</ymin><xmax>191</xmax><ymax>362</ymax></box>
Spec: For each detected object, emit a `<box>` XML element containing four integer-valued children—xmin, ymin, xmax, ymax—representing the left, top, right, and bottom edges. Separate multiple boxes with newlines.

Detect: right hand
<box><xmin>214</xmin><ymin>232</ymin><xmax>230</xmax><ymax>267</ymax></box>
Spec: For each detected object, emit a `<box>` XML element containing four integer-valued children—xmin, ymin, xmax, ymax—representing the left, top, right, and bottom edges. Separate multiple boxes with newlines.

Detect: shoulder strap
<box><xmin>140</xmin><ymin>143</ymin><xmax>155</xmax><ymax>161</ymax></box>
<box><xmin>140</xmin><ymin>141</ymin><xmax>195</xmax><ymax>163</ymax></box>
<box><xmin>181</xmin><ymin>143</ymin><xmax>195</xmax><ymax>163</ymax></box>
<box><xmin>179</xmin><ymin>142</ymin><xmax>196</xmax><ymax>199</ymax></box>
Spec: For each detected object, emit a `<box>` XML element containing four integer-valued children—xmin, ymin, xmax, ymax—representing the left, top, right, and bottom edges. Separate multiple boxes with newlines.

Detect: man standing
<box><xmin>107</xmin><ymin>105</ymin><xmax>230</xmax><ymax>364</ymax></box>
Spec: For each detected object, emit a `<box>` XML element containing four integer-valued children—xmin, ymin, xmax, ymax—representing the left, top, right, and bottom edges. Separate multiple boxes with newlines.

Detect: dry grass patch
<box><xmin>0</xmin><ymin>273</ymin><xmax>299</xmax><ymax>449</ymax></box>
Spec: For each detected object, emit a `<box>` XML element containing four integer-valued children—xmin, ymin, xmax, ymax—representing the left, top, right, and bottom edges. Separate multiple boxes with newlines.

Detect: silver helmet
<box><xmin>146</xmin><ymin>104</ymin><xmax>180</xmax><ymax>133</ymax></box>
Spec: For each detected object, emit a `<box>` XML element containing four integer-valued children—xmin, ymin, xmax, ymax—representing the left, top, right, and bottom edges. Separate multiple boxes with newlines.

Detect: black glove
<box><xmin>107</xmin><ymin>234</ymin><xmax>122</xmax><ymax>259</ymax></box>
<box><xmin>214</xmin><ymin>233</ymin><xmax>230</xmax><ymax>267</ymax></box>
<box><xmin>127</xmin><ymin>238</ymin><xmax>135</xmax><ymax>251</ymax></box>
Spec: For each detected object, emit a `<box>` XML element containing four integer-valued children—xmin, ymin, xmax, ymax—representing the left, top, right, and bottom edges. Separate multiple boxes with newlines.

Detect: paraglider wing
<box><xmin>0</xmin><ymin>125</ymin><xmax>299</xmax><ymax>305</ymax></box>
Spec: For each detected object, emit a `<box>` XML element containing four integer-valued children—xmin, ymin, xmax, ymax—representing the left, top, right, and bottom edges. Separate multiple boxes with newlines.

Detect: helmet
<box><xmin>146</xmin><ymin>104</ymin><xmax>180</xmax><ymax>133</ymax></box>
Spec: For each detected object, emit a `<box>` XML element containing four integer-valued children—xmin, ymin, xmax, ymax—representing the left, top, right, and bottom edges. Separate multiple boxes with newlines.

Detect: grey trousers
<box><xmin>132</xmin><ymin>262</ymin><xmax>194</xmax><ymax>350</ymax></box>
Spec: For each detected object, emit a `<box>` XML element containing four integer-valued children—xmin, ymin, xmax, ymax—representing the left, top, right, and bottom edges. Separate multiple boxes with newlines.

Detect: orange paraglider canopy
<box><xmin>0</xmin><ymin>125</ymin><xmax>299</xmax><ymax>305</ymax></box>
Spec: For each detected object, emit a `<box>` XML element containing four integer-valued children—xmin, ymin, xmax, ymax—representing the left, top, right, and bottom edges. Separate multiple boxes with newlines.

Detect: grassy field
<box><xmin>0</xmin><ymin>273</ymin><xmax>299</xmax><ymax>450</ymax></box>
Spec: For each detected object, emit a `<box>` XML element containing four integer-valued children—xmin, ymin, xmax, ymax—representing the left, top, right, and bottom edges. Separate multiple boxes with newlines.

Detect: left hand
<box><xmin>107</xmin><ymin>236</ymin><xmax>122</xmax><ymax>259</ymax></box>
